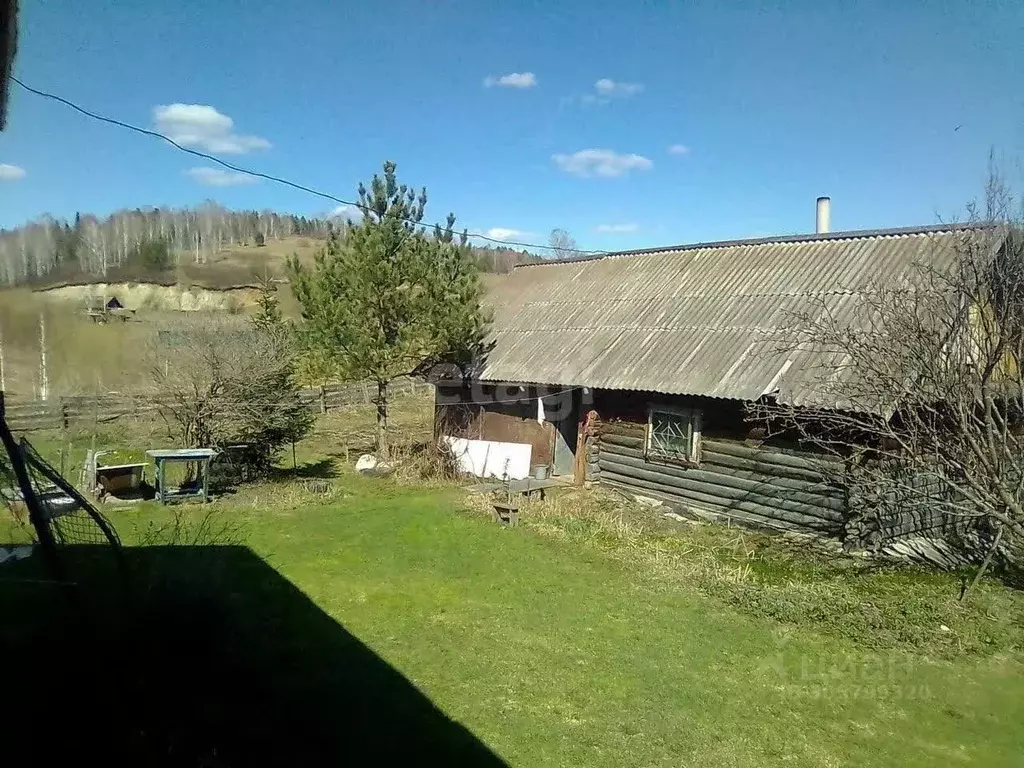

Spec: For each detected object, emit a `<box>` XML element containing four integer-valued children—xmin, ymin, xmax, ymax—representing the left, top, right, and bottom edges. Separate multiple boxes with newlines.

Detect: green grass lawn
<box><xmin>222</xmin><ymin>481</ymin><xmax>1023</xmax><ymax>766</ymax></box>
<box><xmin>28</xmin><ymin>475</ymin><xmax>1010</xmax><ymax>766</ymax></box>
<box><xmin>6</xmin><ymin>402</ymin><xmax>1024</xmax><ymax>765</ymax></box>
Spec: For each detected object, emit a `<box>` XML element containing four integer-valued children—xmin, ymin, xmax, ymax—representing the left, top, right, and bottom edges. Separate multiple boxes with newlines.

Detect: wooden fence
<box><xmin>2</xmin><ymin>378</ymin><xmax>432</xmax><ymax>433</ymax></box>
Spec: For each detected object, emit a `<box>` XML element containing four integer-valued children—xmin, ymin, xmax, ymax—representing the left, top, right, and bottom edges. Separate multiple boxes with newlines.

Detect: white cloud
<box><xmin>483</xmin><ymin>72</ymin><xmax>537</xmax><ymax>89</ymax></box>
<box><xmin>552</xmin><ymin>149</ymin><xmax>653</xmax><ymax>179</ymax></box>
<box><xmin>568</xmin><ymin>79</ymin><xmax>643</xmax><ymax>108</ymax></box>
<box><xmin>154</xmin><ymin>104</ymin><xmax>271</xmax><ymax>154</ymax></box>
<box><xmin>185</xmin><ymin>167</ymin><xmax>259</xmax><ymax>187</ymax></box>
<box><xmin>668</xmin><ymin>144</ymin><xmax>690</xmax><ymax>156</ymax></box>
<box><xmin>595</xmin><ymin>223</ymin><xmax>639</xmax><ymax>234</ymax></box>
<box><xmin>0</xmin><ymin>164</ymin><xmax>26</xmax><ymax>181</ymax></box>
<box><xmin>329</xmin><ymin>204</ymin><xmax>361</xmax><ymax>220</ymax></box>
<box><xmin>485</xmin><ymin>227</ymin><xmax>526</xmax><ymax>241</ymax></box>
<box><xmin>594</xmin><ymin>78</ymin><xmax>644</xmax><ymax>98</ymax></box>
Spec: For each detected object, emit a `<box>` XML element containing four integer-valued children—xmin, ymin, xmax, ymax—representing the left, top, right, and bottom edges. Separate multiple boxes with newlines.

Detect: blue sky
<box><xmin>1</xmin><ymin>0</ymin><xmax>1022</xmax><ymax>251</ymax></box>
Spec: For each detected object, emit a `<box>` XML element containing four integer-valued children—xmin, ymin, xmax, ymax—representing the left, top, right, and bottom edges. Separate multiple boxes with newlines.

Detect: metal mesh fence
<box><xmin>19</xmin><ymin>438</ymin><xmax>122</xmax><ymax>551</ymax></box>
<box><xmin>1</xmin><ymin>395</ymin><xmax>125</xmax><ymax>584</ymax></box>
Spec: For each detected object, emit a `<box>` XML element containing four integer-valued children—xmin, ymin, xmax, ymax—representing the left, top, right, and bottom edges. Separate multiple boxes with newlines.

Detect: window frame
<box><xmin>645</xmin><ymin>405</ymin><xmax>702</xmax><ymax>466</ymax></box>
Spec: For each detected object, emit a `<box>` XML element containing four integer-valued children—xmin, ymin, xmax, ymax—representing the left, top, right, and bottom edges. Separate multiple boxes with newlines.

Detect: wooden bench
<box><xmin>506</xmin><ymin>478</ymin><xmax>559</xmax><ymax>500</ymax></box>
<box><xmin>492</xmin><ymin>501</ymin><xmax>519</xmax><ymax>527</ymax></box>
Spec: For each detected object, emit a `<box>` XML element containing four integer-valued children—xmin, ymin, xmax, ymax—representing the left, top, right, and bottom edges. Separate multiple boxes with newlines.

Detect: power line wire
<box><xmin>11</xmin><ymin>76</ymin><xmax>608</xmax><ymax>257</ymax></box>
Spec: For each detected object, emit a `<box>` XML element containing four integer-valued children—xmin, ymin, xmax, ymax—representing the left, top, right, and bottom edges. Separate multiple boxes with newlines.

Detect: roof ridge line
<box><xmin>510</xmin><ymin>289</ymin><xmax>862</xmax><ymax>303</ymax></box>
<box><xmin>514</xmin><ymin>222</ymin><xmax>986</xmax><ymax>270</ymax></box>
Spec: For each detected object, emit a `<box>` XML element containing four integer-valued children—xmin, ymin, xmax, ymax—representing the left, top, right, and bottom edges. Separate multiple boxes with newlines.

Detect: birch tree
<box><xmin>549</xmin><ymin>228</ymin><xmax>578</xmax><ymax>260</ymax></box>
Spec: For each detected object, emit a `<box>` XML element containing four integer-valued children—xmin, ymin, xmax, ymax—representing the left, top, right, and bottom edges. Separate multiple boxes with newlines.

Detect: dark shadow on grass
<box><xmin>0</xmin><ymin>543</ymin><xmax>505</xmax><ymax>766</ymax></box>
<box><xmin>269</xmin><ymin>457</ymin><xmax>340</xmax><ymax>480</ymax></box>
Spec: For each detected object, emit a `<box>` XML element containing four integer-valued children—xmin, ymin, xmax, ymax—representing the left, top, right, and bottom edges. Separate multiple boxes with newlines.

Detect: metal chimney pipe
<box><xmin>815</xmin><ymin>196</ymin><xmax>831</xmax><ymax>234</ymax></box>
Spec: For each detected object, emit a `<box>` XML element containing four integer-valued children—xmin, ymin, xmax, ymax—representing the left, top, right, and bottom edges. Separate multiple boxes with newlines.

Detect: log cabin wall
<box><xmin>588</xmin><ymin>390</ymin><xmax>849</xmax><ymax>535</ymax></box>
<box><xmin>438</xmin><ymin>384</ymin><xmax>955</xmax><ymax>553</ymax></box>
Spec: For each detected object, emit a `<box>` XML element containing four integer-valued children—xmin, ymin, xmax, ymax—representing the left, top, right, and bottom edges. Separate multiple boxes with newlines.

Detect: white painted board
<box><xmin>443</xmin><ymin>437</ymin><xmax>532</xmax><ymax>480</ymax></box>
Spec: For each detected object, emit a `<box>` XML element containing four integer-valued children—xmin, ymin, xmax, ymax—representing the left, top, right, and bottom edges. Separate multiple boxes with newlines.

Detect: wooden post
<box><xmin>201</xmin><ymin>458</ymin><xmax>209</xmax><ymax>503</ymax></box>
<box><xmin>574</xmin><ymin>408</ymin><xmax>589</xmax><ymax>486</ymax></box>
<box><xmin>38</xmin><ymin>312</ymin><xmax>49</xmax><ymax>402</ymax></box>
<box><xmin>157</xmin><ymin>459</ymin><xmax>166</xmax><ymax>504</ymax></box>
<box><xmin>92</xmin><ymin>388</ymin><xmax>100</xmax><ymax>443</ymax></box>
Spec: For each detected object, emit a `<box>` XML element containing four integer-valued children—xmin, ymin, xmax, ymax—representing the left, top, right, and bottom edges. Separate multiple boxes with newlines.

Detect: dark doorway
<box><xmin>548</xmin><ymin>389</ymin><xmax>579</xmax><ymax>477</ymax></box>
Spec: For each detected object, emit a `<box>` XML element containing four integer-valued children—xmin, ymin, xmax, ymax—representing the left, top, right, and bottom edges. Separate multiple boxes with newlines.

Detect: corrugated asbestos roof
<box><xmin>475</xmin><ymin>226</ymin><xmax>988</xmax><ymax>408</ymax></box>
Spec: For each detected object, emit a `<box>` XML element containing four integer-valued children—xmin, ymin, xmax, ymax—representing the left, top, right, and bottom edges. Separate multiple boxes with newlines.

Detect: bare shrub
<box><xmin>147</xmin><ymin>315</ymin><xmax>312</xmax><ymax>476</ymax></box>
<box><xmin>416</xmin><ymin>438</ymin><xmax>460</xmax><ymax>481</ymax></box>
<box><xmin>389</xmin><ymin>437</ymin><xmax>461</xmax><ymax>485</ymax></box>
<box><xmin>131</xmin><ymin>505</ymin><xmax>247</xmax><ymax>550</ymax></box>
<box><xmin>752</xmin><ymin>165</ymin><xmax>1024</xmax><ymax>583</ymax></box>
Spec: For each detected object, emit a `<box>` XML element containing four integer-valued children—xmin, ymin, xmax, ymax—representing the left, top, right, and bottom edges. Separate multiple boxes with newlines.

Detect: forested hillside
<box><xmin>0</xmin><ymin>203</ymin><xmax>538</xmax><ymax>287</ymax></box>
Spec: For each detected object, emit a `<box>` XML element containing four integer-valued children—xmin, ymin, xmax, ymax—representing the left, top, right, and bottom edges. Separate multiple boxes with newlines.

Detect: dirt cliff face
<box><xmin>36</xmin><ymin>282</ymin><xmax>261</xmax><ymax>312</ymax></box>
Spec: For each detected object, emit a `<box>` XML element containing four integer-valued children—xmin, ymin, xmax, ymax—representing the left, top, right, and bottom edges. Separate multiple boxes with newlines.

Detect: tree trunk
<box><xmin>319</xmin><ymin>385</ymin><xmax>327</xmax><ymax>414</ymax></box>
<box><xmin>0</xmin><ymin>322</ymin><xmax>6</xmax><ymax>392</ymax></box>
<box><xmin>961</xmin><ymin>526</ymin><xmax>1004</xmax><ymax>602</ymax></box>
<box><xmin>376</xmin><ymin>379</ymin><xmax>389</xmax><ymax>459</ymax></box>
<box><xmin>38</xmin><ymin>312</ymin><xmax>48</xmax><ymax>402</ymax></box>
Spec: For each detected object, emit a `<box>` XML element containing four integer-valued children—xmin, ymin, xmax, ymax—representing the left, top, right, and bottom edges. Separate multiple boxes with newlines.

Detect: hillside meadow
<box><xmin>0</xmin><ymin>234</ymin><xmax>513</xmax><ymax>396</ymax></box>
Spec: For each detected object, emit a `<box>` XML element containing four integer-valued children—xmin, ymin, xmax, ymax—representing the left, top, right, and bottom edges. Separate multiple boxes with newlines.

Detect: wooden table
<box><xmin>467</xmin><ymin>477</ymin><xmax>562</xmax><ymax>500</ymax></box>
<box><xmin>145</xmin><ymin>448</ymin><xmax>217</xmax><ymax>504</ymax></box>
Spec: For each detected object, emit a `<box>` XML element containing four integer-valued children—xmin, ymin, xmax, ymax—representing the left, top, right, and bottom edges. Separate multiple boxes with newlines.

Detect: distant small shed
<box><xmin>86</xmin><ymin>295</ymin><xmax>132</xmax><ymax>323</ymax></box>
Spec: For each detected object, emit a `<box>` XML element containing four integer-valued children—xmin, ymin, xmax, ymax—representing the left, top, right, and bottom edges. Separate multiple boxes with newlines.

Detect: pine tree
<box><xmin>252</xmin><ymin>274</ymin><xmax>283</xmax><ymax>331</ymax></box>
<box><xmin>288</xmin><ymin>161</ymin><xmax>487</xmax><ymax>458</ymax></box>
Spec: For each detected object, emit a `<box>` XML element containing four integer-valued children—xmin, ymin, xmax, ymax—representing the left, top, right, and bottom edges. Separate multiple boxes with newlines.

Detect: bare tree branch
<box><xmin>751</xmin><ymin>170</ymin><xmax>1024</xmax><ymax>570</ymax></box>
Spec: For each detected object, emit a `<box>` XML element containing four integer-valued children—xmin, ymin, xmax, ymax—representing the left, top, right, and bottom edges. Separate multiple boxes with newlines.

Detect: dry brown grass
<box><xmin>196</xmin><ymin>236</ymin><xmax>326</xmax><ymax>290</ymax></box>
<box><xmin>464</xmin><ymin>485</ymin><xmax>759</xmax><ymax>585</ymax></box>
<box><xmin>0</xmin><ymin>287</ymin><xmax>262</xmax><ymax>396</ymax></box>
<box><xmin>0</xmin><ymin>289</ymin><xmax>158</xmax><ymax>395</ymax></box>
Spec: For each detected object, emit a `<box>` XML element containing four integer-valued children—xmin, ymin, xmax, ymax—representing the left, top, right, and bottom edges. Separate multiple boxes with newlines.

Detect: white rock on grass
<box><xmin>634</xmin><ymin>495</ymin><xmax>663</xmax><ymax>508</ymax></box>
<box><xmin>355</xmin><ymin>454</ymin><xmax>393</xmax><ymax>475</ymax></box>
<box><xmin>355</xmin><ymin>454</ymin><xmax>379</xmax><ymax>473</ymax></box>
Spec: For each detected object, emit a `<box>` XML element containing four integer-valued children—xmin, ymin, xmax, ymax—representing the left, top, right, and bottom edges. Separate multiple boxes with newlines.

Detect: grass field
<box><xmin>187</xmin><ymin>235</ymin><xmax>326</xmax><ymax>290</ymax></box>
<box><xmin>227</xmin><ymin>485</ymin><xmax>1024</xmax><ymax>766</ymax></box>
<box><xmin>4</xmin><ymin>399</ymin><xmax>1024</xmax><ymax>765</ymax></box>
